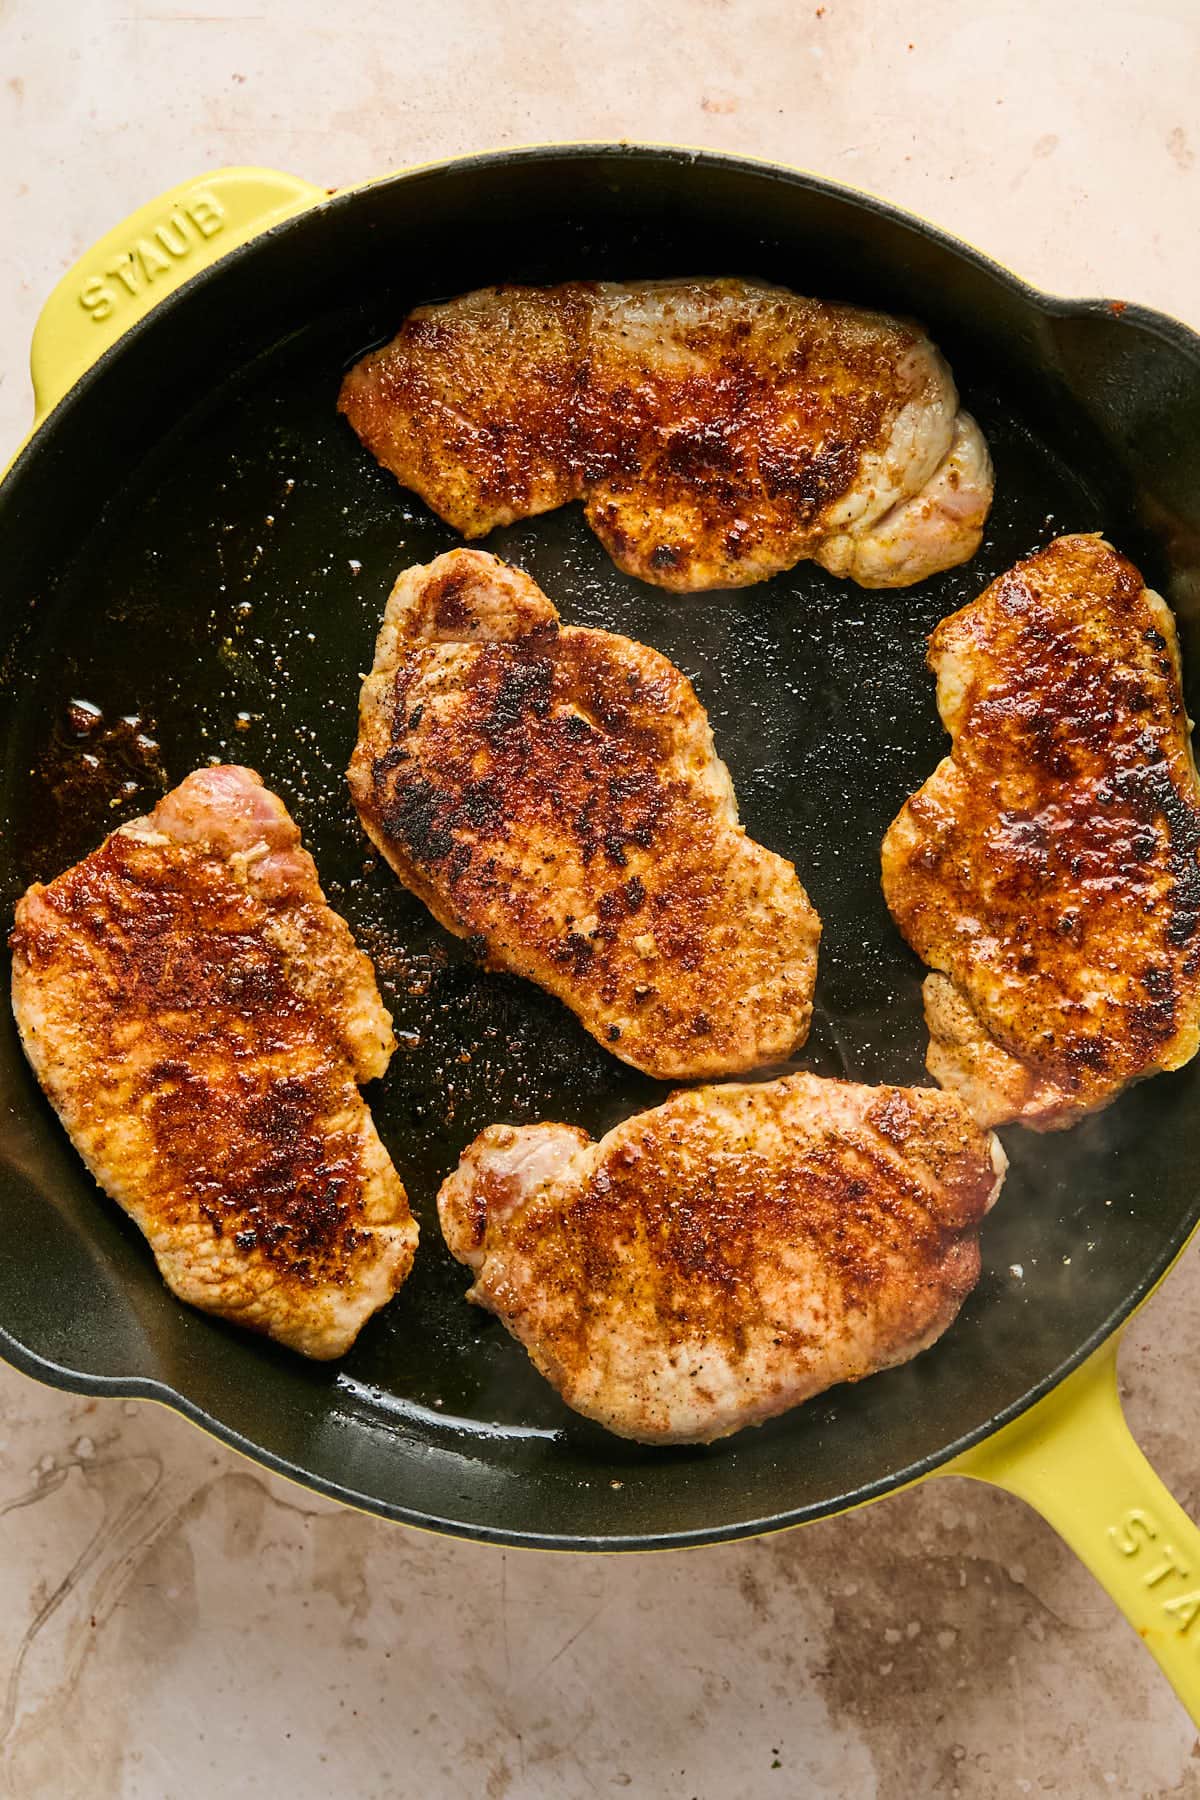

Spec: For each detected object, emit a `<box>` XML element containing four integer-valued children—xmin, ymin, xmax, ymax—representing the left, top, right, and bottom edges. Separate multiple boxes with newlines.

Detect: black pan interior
<box><xmin>1</xmin><ymin>148</ymin><xmax>1198</xmax><ymax>1547</ymax></box>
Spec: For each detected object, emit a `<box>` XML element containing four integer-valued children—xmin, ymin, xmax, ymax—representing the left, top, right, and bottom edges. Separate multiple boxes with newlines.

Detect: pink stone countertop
<box><xmin>2</xmin><ymin>2</ymin><xmax>1200</xmax><ymax>1794</ymax></box>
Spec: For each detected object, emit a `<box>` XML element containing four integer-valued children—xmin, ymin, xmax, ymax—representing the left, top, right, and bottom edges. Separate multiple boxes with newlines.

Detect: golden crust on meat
<box><xmin>10</xmin><ymin>766</ymin><xmax>417</xmax><ymax>1357</ymax></box>
<box><xmin>348</xmin><ymin>550</ymin><xmax>821</xmax><ymax>1079</ymax></box>
<box><xmin>882</xmin><ymin>535</ymin><xmax>1200</xmax><ymax>1129</ymax></box>
<box><xmin>338</xmin><ymin>278</ymin><xmax>992</xmax><ymax>591</ymax></box>
<box><xmin>438</xmin><ymin>1074</ymin><xmax>1006</xmax><ymax>1444</ymax></box>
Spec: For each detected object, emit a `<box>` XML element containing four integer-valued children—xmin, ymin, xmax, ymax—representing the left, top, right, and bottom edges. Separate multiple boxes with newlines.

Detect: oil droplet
<box><xmin>65</xmin><ymin>698</ymin><xmax>103</xmax><ymax>736</ymax></box>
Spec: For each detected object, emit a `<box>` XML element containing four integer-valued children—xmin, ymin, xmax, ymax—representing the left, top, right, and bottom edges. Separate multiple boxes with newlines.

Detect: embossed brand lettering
<box><xmin>1109</xmin><ymin>1506</ymin><xmax>1200</xmax><ymax>1644</ymax></box>
<box><xmin>1109</xmin><ymin>1507</ymin><xmax>1158</xmax><ymax>1555</ymax></box>
<box><xmin>1144</xmin><ymin>1546</ymin><xmax>1191</xmax><ymax>1587</ymax></box>
<box><xmin>77</xmin><ymin>192</ymin><xmax>228</xmax><ymax>323</ymax></box>
<box><xmin>188</xmin><ymin>194</ymin><xmax>224</xmax><ymax>238</ymax></box>
<box><xmin>1162</xmin><ymin>1590</ymin><xmax>1200</xmax><ymax>1633</ymax></box>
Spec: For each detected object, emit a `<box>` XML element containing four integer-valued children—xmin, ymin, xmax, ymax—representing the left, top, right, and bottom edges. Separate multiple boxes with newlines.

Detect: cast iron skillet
<box><xmin>3</xmin><ymin>147</ymin><xmax>1200</xmax><ymax>1709</ymax></box>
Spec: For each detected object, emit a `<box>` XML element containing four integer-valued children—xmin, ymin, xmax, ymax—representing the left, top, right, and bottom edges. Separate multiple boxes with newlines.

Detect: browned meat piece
<box><xmin>347</xmin><ymin>550</ymin><xmax>821</xmax><ymax>1079</ymax></box>
<box><xmin>438</xmin><ymin>1074</ymin><xmax>1006</xmax><ymax>1444</ymax></box>
<box><xmin>882</xmin><ymin>535</ymin><xmax>1200</xmax><ymax>1130</ymax></box>
<box><xmin>339</xmin><ymin>278</ymin><xmax>992</xmax><ymax>592</ymax></box>
<box><xmin>10</xmin><ymin>766</ymin><xmax>417</xmax><ymax>1357</ymax></box>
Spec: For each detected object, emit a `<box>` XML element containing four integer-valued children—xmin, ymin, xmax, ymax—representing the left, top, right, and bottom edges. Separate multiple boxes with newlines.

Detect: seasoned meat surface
<box><xmin>10</xmin><ymin>766</ymin><xmax>417</xmax><ymax>1358</ymax></box>
<box><xmin>348</xmin><ymin>550</ymin><xmax>821</xmax><ymax>1078</ymax></box>
<box><xmin>339</xmin><ymin>278</ymin><xmax>992</xmax><ymax>592</ymax></box>
<box><xmin>882</xmin><ymin>536</ymin><xmax>1200</xmax><ymax>1130</ymax></box>
<box><xmin>438</xmin><ymin>1074</ymin><xmax>1006</xmax><ymax>1444</ymax></box>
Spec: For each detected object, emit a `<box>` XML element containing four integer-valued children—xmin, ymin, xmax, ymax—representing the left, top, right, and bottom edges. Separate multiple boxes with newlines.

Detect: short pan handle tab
<box><xmin>28</xmin><ymin>166</ymin><xmax>326</xmax><ymax>426</ymax></box>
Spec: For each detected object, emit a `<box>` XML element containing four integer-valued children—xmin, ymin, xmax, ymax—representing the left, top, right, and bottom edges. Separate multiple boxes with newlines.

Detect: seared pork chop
<box><xmin>438</xmin><ymin>1074</ymin><xmax>1006</xmax><ymax>1444</ymax></box>
<box><xmin>339</xmin><ymin>278</ymin><xmax>992</xmax><ymax>592</ymax></box>
<box><xmin>348</xmin><ymin>550</ymin><xmax>821</xmax><ymax>1079</ymax></box>
<box><xmin>882</xmin><ymin>536</ymin><xmax>1200</xmax><ymax>1130</ymax></box>
<box><xmin>10</xmin><ymin>766</ymin><xmax>417</xmax><ymax>1358</ymax></box>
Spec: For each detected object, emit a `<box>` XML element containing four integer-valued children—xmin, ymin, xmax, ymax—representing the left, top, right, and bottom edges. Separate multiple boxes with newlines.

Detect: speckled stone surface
<box><xmin>2</xmin><ymin>2</ymin><xmax>1200</xmax><ymax>1794</ymax></box>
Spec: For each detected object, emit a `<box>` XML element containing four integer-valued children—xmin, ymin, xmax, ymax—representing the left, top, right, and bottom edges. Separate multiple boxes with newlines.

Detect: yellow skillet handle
<box><xmin>944</xmin><ymin>1335</ymin><xmax>1200</xmax><ymax>1721</ymax></box>
<box><xmin>28</xmin><ymin>166</ymin><xmax>327</xmax><ymax>426</ymax></box>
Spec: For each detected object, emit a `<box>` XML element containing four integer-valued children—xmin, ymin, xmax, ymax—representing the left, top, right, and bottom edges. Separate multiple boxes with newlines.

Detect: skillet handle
<box><xmin>943</xmin><ymin>1335</ymin><xmax>1200</xmax><ymax>1722</ymax></box>
<box><xmin>28</xmin><ymin>166</ymin><xmax>326</xmax><ymax>425</ymax></box>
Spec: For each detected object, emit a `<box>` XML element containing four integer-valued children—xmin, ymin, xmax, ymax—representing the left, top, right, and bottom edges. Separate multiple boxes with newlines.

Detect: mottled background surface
<box><xmin>2</xmin><ymin>1</ymin><xmax>1200</xmax><ymax>1794</ymax></box>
